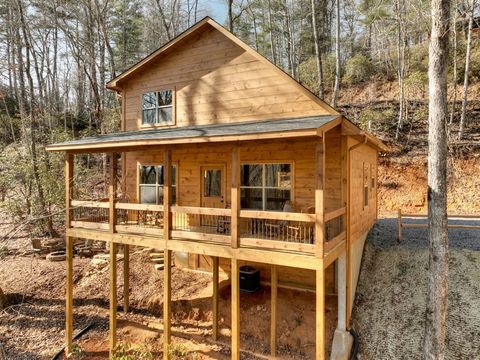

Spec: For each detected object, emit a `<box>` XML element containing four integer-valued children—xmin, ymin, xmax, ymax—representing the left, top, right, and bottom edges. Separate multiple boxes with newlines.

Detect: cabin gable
<box><xmin>120</xmin><ymin>22</ymin><xmax>334</xmax><ymax>131</ymax></box>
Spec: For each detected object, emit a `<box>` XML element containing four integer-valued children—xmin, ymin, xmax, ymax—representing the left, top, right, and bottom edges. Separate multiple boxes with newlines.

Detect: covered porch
<box><xmin>47</xmin><ymin>115</ymin><xmax>383</xmax><ymax>359</ymax></box>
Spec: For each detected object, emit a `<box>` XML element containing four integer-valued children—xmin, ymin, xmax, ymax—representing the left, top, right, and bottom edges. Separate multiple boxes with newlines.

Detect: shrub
<box><xmin>344</xmin><ymin>54</ymin><xmax>374</xmax><ymax>85</ymax></box>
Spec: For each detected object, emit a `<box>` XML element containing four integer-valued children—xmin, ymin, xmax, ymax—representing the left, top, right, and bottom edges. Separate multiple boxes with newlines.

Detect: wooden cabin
<box><xmin>47</xmin><ymin>17</ymin><xmax>386</xmax><ymax>360</ymax></box>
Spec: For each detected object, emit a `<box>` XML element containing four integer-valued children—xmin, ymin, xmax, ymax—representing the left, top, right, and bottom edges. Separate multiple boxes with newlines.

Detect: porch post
<box><xmin>212</xmin><ymin>256</ymin><xmax>219</xmax><ymax>340</ymax></box>
<box><xmin>163</xmin><ymin>149</ymin><xmax>172</xmax><ymax>360</ymax></box>
<box><xmin>231</xmin><ymin>258</ymin><xmax>240</xmax><ymax>360</ymax></box>
<box><xmin>123</xmin><ymin>245</ymin><xmax>129</xmax><ymax>313</ymax></box>
<box><xmin>231</xmin><ymin>145</ymin><xmax>240</xmax><ymax>248</ymax></box>
<box><xmin>109</xmin><ymin>152</ymin><xmax>118</xmax><ymax>356</ymax></box>
<box><xmin>270</xmin><ymin>265</ymin><xmax>278</xmax><ymax>357</ymax></box>
<box><xmin>315</xmin><ymin>137</ymin><xmax>326</xmax><ymax>360</ymax></box>
<box><xmin>65</xmin><ymin>153</ymin><xmax>74</xmax><ymax>356</ymax></box>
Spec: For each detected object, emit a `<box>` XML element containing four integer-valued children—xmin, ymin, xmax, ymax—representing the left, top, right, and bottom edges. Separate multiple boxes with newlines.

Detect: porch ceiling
<box><xmin>46</xmin><ymin>115</ymin><xmax>341</xmax><ymax>152</ymax></box>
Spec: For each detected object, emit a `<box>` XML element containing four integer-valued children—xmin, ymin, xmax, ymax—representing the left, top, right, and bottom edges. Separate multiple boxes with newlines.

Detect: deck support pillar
<box><xmin>109</xmin><ymin>242</ymin><xmax>118</xmax><ymax>356</ymax></box>
<box><xmin>270</xmin><ymin>265</ymin><xmax>278</xmax><ymax>357</ymax></box>
<box><xmin>315</xmin><ymin>136</ymin><xmax>326</xmax><ymax>360</ymax></box>
<box><xmin>65</xmin><ymin>153</ymin><xmax>74</xmax><ymax>356</ymax></box>
<box><xmin>212</xmin><ymin>256</ymin><xmax>219</xmax><ymax>340</ymax></box>
<box><xmin>231</xmin><ymin>258</ymin><xmax>240</xmax><ymax>360</ymax></box>
<box><xmin>123</xmin><ymin>244</ymin><xmax>129</xmax><ymax>313</ymax></box>
<box><xmin>163</xmin><ymin>148</ymin><xmax>172</xmax><ymax>360</ymax></box>
<box><xmin>108</xmin><ymin>152</ymin><xmax>118</xmax><ymax>356</ymax></box>
<box><xmin>330</xmin><ymin>251</ymin><xmax>353</xmax><ymax>360</ymax></box>
<box><xmin>163</xmin><ymin>249</ymin><xmax>172</xmax><ymax>359</ymax></box>
<box><xmin>316</xmin><ymin>266</ymin><xmax>325</xmax><ymax>360</ymax></box>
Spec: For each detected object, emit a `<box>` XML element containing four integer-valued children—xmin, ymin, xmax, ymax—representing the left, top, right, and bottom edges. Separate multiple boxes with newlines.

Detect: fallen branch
<box><xmin>50</xmin><ymin>323</ymin><xmax>94</xmax><ymax>360</ymax></box>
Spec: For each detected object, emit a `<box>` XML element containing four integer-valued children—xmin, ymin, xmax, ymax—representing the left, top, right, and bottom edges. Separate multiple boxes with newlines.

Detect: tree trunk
<box><xmin>267</xmin><ymin>0</ymin><xmax>277</xmax><ymax>65</ymax></box>
<box><xmin>331</xmin><ymin>0</ymin><xmax>341</xmax><ymax>106</ymax></box>
<box><xmin>228</xmin><ymin>0</ymin><xmax>234</xmax><ymax>32</ymax></box>
<box><xmin>449</xmin><ymin>0</ymin><xmax>458</xmax><ymax>126</ymax></box>
<box><xmin>458</xmin><ymin>0</ymin><xmax>475</xmax><ymax>139</ymax></box>
<box><xmin>311</xmin><ymin>0</ymin><xmax>325</xmax><ymax>98</ymax></box>
<box><xmin>424</xmin><ymin>0</ymin><xmax>450</xmax><ymax>356</ymax></box>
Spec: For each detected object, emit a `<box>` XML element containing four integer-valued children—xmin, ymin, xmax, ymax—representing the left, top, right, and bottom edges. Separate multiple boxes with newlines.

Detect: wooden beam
<box><xmin>109</xmin><ymin>153</ymin><xmax>117</xmax><ymax>234</ymax></box>
<box><xmin>163</xmin><ymin>250</ymin><xmax>172</xmax><ymax>360</ymax></box>
<box><xmin>164</xmin><ymin>150</ymin><xmax>172</xmax><ymax>242</ymax></box>
<box><xmin>231</xmin><ymin>145</ymin><xmax>240</xmax><ymax>248</ymax></box>
<box><xmin>109</xmin><ymin>242</ymin><xmax>118</xmax><ymax>357</ymax></box>
<box><xmin>231</xmin><ymin>258</ymin><xmax>240</xmax><ymax>360</ymax></box>
<box><xmin>212</xmin><ymin>256</ymin><xmax>219</xmax><ymax>341</ymax></box>
<box><xmin>65</xmin><ymin>153</ymin><xmax>74</xmax><ymax>356</ymax></box>
<box><xmin>65</xmin><ymin>236</ymin><xmax>73</xmax><ymax>356</ymax></box>
<box><xmin>397</xmin><ymin>209</ymin><xmax>403</xmax><ymax>241</ymax></box>
<box><xmin>123</xmin><ymin>245</ymin><xmax>129</xmax><ymax>313</ymax></box>
<box><xmin>270</xmin><ymin>265</ymin><xmax>278</xmax><ymax>357</ymax></box>
<box><xmin>315</xmin><ymin>139</ymin><xmax>325</xmax><ymax>258</ymax></box>
<box><xmin>316</xmin><ymin>267</ymin><xmax>325</xmax><ymax>360</ymax></box>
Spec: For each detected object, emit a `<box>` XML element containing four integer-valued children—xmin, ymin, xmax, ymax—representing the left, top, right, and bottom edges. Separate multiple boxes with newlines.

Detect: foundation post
<box><xmin>316</xmin><ymin>266</ymin><xmax>325</xmax><ymax>360</ymax></box>
<box><xmin>123</xmin><ymin>245</ymin><xmax>129</xmax><ymax>313</ymax></box>
<box><xmin>212</xmin><ymin>256</ymin><xmax>219</xmax><ymax>340</ymax></box>
<box><xmin>270</xmin><ymin>265</ymin><xmax>278</xmax><ymax>357</ymax></box>
<box><xmin>65</xmin><ymin>153</ymin><xmax>74</xmax><ymax>356</ymax></box>
<box><xmin>231</xmin><ymin>258</ymin><xmax>240</xmax><ymax>360</ymax></box>
<box><xmin>109</xmin><ymin>242</ymin><xmax>118</xmax><ymax>357</ymax></box>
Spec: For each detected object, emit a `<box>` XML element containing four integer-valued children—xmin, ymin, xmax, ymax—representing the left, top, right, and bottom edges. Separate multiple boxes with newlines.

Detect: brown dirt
<box><xmin>0</xmin><ymin>225</ymin><xmax>337</xmax><ymax>360</ymax></box>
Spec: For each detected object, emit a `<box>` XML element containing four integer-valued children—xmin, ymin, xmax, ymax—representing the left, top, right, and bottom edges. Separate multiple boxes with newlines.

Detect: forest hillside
<box><xmin>0</xmin><ymin>0</ymin><xmax>479</xmax><ymax>238</ymax></box>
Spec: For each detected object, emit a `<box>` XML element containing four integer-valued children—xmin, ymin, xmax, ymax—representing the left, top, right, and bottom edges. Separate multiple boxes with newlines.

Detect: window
<box><xmin>139</xmin><ymin>164</ymin><xmax>177</xmax><ymax>204</ymax></box>
<box><xmin>363</xmin><ymin>163</ymin><xmax>369</xmax><ymax>208</ymax></box>
<box><xmin>240</xmin><ymin>163</ymin><xmax>292</xmax><ymax>211</ymax></box>
<box><xmin>204</xmin><ymin>169</ymin><xmax>222</xmax><ymax>197</ymax></box>
<box><xmin>142</xmin><ymin>90</ymin><xmax>173</xmax><ymax>125</ymax></box>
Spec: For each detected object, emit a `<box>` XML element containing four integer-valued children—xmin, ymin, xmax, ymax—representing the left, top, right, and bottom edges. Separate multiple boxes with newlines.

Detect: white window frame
<box><xmin>240</xmin><ymin>162</ymin><xmax>293</xmax><ymax>211</ymax></box>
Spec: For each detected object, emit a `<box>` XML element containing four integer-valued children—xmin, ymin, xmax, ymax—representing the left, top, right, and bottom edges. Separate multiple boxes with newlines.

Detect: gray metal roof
<box><xmin>48</xmin><ymin>115</ymin><xmax>339</xmax><ymax>151</ymax></box>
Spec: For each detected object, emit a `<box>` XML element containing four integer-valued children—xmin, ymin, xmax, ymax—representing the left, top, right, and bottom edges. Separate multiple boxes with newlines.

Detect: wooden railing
<box><xmin>69</xmin><ymin>199</ymin><xmax>348</xmax><ymax>256</ymax></box>
<box><xmin>239</xmin><ymin>210</ymin><xmax>317</xmax><ymax>253</ymax></box>
<box><xmin>171</xmin><ymin>206</ymin><xmax>232</xmax><ymax>244</ymax></box>
<box><xmin>397</xmin><ymin>209</ymin><xmax>480</xmax><ymax>241</ymax></box>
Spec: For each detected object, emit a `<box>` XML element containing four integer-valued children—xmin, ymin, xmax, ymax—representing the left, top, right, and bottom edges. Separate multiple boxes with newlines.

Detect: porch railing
<box><xmin>69</xmin><ymin>200</ymin><xmax>346</xmax><ymax>256</ymax></box>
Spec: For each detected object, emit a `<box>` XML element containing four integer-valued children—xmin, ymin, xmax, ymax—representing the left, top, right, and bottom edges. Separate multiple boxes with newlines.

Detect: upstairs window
<box><xmin>142</xmin><ymin>90</ymin><xmax>173</xmax><ymax>125</ymax></box>
<box><xmin>240</xmin><ymin>163</ymin><xmax>292</xmax><ymax>211</ymax></box>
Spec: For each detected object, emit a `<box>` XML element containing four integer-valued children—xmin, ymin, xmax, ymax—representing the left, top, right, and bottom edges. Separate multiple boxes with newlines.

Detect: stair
<box><xmin>149</xmin><ymin>250</ymin><xmax>171</xmax><ymax>271</ymax></box>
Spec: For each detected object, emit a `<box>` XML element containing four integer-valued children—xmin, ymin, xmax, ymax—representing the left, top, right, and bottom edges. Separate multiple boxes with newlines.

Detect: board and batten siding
<box><xmin>121</xmin><ymin>26</ymin><xmax>332</xmax><ymax>131</ymax></box>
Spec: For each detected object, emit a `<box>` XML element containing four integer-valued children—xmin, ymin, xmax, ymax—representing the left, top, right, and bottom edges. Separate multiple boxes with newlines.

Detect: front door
<box><xmin>201</xmin><ymin>165</ymin><xmax>225</xmax><ymax>209</ymax></box>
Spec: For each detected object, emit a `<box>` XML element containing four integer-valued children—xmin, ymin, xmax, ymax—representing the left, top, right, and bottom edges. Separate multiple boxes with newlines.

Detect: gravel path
<box><xmin>351</xmin><ymin>217</ymin><xmax>480</xmax><ymax>360</ymax></box>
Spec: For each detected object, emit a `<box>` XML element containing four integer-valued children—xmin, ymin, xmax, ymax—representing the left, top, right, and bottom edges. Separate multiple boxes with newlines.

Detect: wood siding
<box><xmin>121</xmin><ymin>26</ymin><xmax>331</xmax><ymax>131</ymax></box>
<box><xmin>349</xmin><ymin>141</ymin><xmax>378</xmax><ymax>244</ymax></box>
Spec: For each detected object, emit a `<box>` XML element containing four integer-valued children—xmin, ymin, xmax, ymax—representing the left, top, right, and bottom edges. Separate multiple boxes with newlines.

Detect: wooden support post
<box><xmin>123</xmin><ymin>245</ymin><xmax>129</xmax><ymax>313</ymax></box>
<box><xmin>231</xmin><ymin>146</ymin><xmax>240</xmax><ymax>248</ymax></box>
<box><xmin>109</xmin><ymin>153</ymin><xmax>117</xmax><ymax>234</ymax></box>
<box><xmin>65</xmin><ymin>153</ymin><xmax>74</xmax><ymax>356</ymax></box>
<box><xmin>109</xmin><ymin>242</ymin><xmax>118</xmax><ymax>357</ymax></box>
<box><xmin>315</xmin><ymin>138</ymin><xmax>326</xmax><ymax>258</ymax></box>
<box><xmin>397</xmin><ymin>209</ymin><xmax>402</xmax><ymax>242</ymax></box>
<box><xmin>231</xmin><ymin>258</ymin><xmax>240</xmax><ymax>360</ymax></box>
<box><xmin>163</xmin><ymin>249</ymin><xmax>172</xmax><ymax>360</ymax></box>
<box><xmin>212</xmin><ymin>256</ymin><xmax>219</xmax><ymax>340</ymax></box>
<box><xmin>164</xmin><ymin>149</ymin><xmax>172</xmax><ymax>241</ymax></box>
<box><xmin>270</xmin><ymin>265</ymin><xmax>278</xmax><ymax>357</ymax></box>
<box><xmin>316</xmin><ymin>267</ymin><xmax>325</xmax><ymax>360</ymax></box>
<box><xmin>163</xmin><ymin>149</ymin><xmax>172</xmax><ymax>360</ymax></box>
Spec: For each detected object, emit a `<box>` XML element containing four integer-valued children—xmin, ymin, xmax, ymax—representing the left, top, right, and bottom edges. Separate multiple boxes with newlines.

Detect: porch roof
<box><xmin>47</xmin><ymin>115</ymin><xmax>344</xmax><ymax>152</ymax></box>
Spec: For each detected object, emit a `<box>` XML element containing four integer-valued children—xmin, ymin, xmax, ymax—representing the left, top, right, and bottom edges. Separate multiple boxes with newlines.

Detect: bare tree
<box><xmin>458</xmin><ymin>0</ymin><xmax>476</xmax><ymax>139</ymax></box>
<box><xmin>311</xmin><ymin>0</ymin><xmax>324</xmax><ymax>98</ymax></box>
<box><xmin>424</xmin><ymin>0</ymin><xmax>450</xmax><ymax>357</ymax></box>
<box><xmin>331</xmin><ymin>0</ymin><xmax>341</xmax><ymax>106</ymax></box>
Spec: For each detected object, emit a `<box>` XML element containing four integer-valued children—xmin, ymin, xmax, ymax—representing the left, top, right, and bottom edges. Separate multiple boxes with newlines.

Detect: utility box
<box><xmin>239</xmin><ymin>265</ymin><xmax>260</xmax><ymax>293</ymax></box>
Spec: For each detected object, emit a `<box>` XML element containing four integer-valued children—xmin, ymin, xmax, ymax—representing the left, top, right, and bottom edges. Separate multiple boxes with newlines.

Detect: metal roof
<box><xmin>47</xmin><ymin>115</ymin><xmax>340</xmax><ymax>152</ymax></box>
